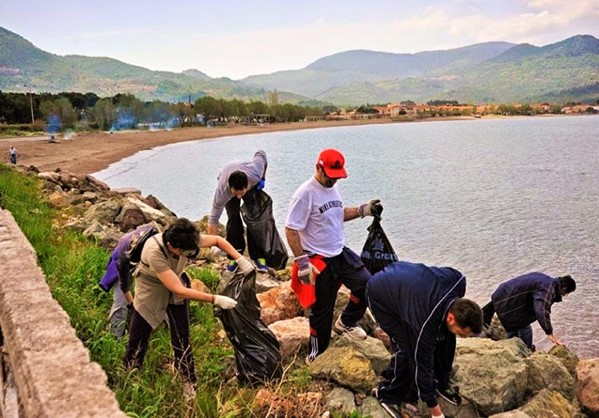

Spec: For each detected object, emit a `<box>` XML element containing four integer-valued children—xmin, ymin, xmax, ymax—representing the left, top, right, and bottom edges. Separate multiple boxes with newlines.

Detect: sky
<box><xmin>1</xmin><ymin>0</ymin><xmax>598</xmax><ymax>80</ymax></box>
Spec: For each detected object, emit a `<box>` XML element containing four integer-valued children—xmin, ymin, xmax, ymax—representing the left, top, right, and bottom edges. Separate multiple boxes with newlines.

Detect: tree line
<box><xmin>0</xmin><ymin>91</ymin><xmax>325</xmax><ymax>131</ymax></box>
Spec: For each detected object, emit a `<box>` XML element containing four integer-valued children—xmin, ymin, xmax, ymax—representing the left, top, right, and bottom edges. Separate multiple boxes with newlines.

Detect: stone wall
<box><xmin>0</xmin><ymin>209</ymin><xmax>125</xmax><ymax>418</ymax></box>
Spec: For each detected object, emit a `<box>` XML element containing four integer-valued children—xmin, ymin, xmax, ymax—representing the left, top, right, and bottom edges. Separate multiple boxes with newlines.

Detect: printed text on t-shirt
<box><xmin>318</xmin><ymin>200</ymin><xmax>343</xmax><ymax>214</ymax></box>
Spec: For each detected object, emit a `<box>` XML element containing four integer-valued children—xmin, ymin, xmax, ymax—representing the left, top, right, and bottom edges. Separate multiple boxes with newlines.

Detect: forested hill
<box><xmin>1</xmin><ymin>26</ymin><xmax>598</xmax><ymax>105</ymax></box>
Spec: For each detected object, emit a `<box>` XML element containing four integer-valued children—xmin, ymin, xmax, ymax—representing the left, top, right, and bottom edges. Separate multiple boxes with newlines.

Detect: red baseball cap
<box><xmin>317</xmin><ymin>148</ymin><xmax>347</xmax><ymax>179</ymax></box>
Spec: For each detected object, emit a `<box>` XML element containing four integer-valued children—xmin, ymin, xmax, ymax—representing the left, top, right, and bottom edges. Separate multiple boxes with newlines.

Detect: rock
<box><xmin>489</xmin><ymin>411</ymin><xmax>531</xmax><ymax>417</ymax></box>
<box><xmin>549</xmin><ymin>344</ymin><xmax>579</xmax><ymax>376</ymax></box>
<box><xmin>114</xmin><ymin>206</ymin><xmax>147</xmax><ymax>232</ymax></box>
<box><xmin>47</xmin><ymin>191</ymin><xmax>69</xmax><ymax>209</ymax></box>
<box><xmin>519</xmin><ymin>389</ymin><xmax>579</xmax><ymax>418</ymax></box>
<box><xmin>111</xmin><ymin>187</ymin><xmax>142</xmax><ymax>195</ymax></box>
<box><xmin>257</xmin><ymin>281</ymin><xmax>301</xmax><ymax>325</ymax></box>
<box><xmin>576</xmin><ymin>358</ymin><xmax>599</xmax><ymax>417</ymax></box>
<box><xmin>308</xmin><ymin>346</ymin><xmax>378</xmax><ymax>393</ymax></box>
<box><xmin>83</xmin><ymin>198</ymin><xmax>122</xmax><ymax>225</ymax></box>
<box><xmin>359</xmin><ymin>396</ymin><xmax>389</xmax><ymax>418</ymax></box>
<box><xmin>324</xmin><ymin>387</ymin><xmax>356</xmax><ymax>415</ymax></box>
<box><xmin>333</xmin><ymin>335</ymin><xmax>392</xmax><ymax>375</ymax></box>
<box><xmin>525</xmin><ymin>352</ymin><xmax>574</xmax><ymax>400</ymax></box>
<box><xmin>252</xmin><ymin>388</ymin><xmax>324</xmax><ymax>417</ymax></box>
<box><xmin>85</xmin><ymin>174</ymin><xmax>111</xmax><ymax>191</ymax></box>
<box><xmin>268</xmin><ymin>317</ymin><xmax>309</xmax><ymax>359</ymax></box>
<box><xmin>454</xmin><ymin>338</ymin><xmax>529</xmax><ymax>416</ymax></box>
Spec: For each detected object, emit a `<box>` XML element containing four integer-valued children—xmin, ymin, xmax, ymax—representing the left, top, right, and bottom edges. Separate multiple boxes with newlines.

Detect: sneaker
<box><xmin>305</xmin><ymin>354</ymin><xmax>314</xmax><ymax>366</ymax></box>
<box><xmin>255</xmin><ymin>258</ymin><xmax>269</xmax><ymax>272</ymax></box>
<box><xmin>437</xmin><ymin>386</ymin><xmax>462</xmax><ymax>406</ymax></box>
<box><xmin>226</xmin><ymin>260</ymin><xmax>238</xmax><ymax>272</ymax></box>
<box><xmin>334</xmin><ymin>317</ymin><xmax>367</xmax><ymax>340</ymax></box>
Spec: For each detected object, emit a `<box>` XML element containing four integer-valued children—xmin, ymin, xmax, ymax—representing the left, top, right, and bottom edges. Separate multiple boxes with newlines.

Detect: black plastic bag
<box><xmin>215</xmin><ymin>270</ymin><xmax>282</xmax><ymax>386</ymax></box>
<box><xmin>360</xmin><ymin>218</ymin><xmax>399</xmax><ymax>274</ymax></box>
<box><xmin>241</xmin><ymin>188</ymin><xmax>289</xmax><ymax>270</ymax></box>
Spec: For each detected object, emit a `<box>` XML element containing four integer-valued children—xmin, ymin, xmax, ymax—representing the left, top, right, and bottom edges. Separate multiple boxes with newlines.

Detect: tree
<box><xmin>39</xmin><ymin>97</ymin><xmax>77</xmax><ymax>129</ymax></box>
<box><xmin>91</xmin><ymin>98</ymin><xmax>116</xmax><ymax>130</ymax></box>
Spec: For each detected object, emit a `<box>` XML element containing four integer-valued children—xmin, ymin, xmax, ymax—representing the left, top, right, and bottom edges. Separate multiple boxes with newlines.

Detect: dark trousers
<box><xmin>482</xmin><ymin>301</ymin><xmax>495</xmax><ymax>327</ymax></box>
<box><xmin>225</xmin><ymin>196</ymin><xmax>262</xmax><ymax>260</ymax></box>
<box><xmin>507</xmin><ymin>324</ymin><xmax>534</xmax><ymax>349</ymax></box>
<box><xmin>307</xmin><ymin>247</ymin><xmax>371</xmax><ymax>360</ymax></box>
<box><xmin>370</xmin><ymin>296</ymin><xmax>455</xmax><ymax>404</ymax></box>
<box><xmin>124</xmin><ymin>302</ymin><xmax>197</xmax><ymax>384</ymax></box>
<box><xmin>10</xmin><ymin>154</ymin><xmax>16</xmax><ymax>164</ymax></box>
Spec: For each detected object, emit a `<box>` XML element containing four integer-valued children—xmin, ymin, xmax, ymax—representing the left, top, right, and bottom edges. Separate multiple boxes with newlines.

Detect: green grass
<box><xmin>0</xmin><ymin>164</ymin><xmax>256</xmax><ymax>417</ymax></box>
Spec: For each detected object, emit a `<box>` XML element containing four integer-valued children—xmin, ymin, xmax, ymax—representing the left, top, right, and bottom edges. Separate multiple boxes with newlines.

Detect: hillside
<box><xmin>314</xmin><ymin>35</ymin><xmax>599</xmax><ymax>105</ymax></box>
<box><xmin>0</xmin><ymin>27</ymin><xmax>312</xmax><ymax>104</ymax></box>
<box><xmin>1</xmin><ymin>26</ymin><xmax>598</xmax><ymax>105</ymax></box>
<box><xmin>241</xmin><ymin>42</ymin><xmax>515</xmax><ymax>97</ymax></box>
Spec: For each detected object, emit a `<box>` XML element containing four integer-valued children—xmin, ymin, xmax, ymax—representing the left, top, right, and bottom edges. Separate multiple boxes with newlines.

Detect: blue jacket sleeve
<box><xmin>533</xmin><ymin>281</ymin><xmax>556</xmax><ymax>335</ymax></box>
<box><xmin>414</xmin><ymin>319</ymin><xmax>439</xmax><ymax>408</ymax></box>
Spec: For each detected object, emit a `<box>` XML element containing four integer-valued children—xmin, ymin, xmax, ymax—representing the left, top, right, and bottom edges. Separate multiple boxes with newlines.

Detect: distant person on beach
<box><xmin>285</xmin><ymin>148</ymin><xmax>382</xmax><ymax>363</ymax></box>
<box><xmin>482</xmin><ymin>272</ymin><xmax>576</xmax><ymax>350</ymax></box>
<box><xmin>9</xmin><ymin>146</ymin><xmax>17</xmax><ymax>164</ymax></box>
<box><xmin>366</xmin><ymin>261</ymin><xmax>483</xmax><ymax>418</ymax></box>
<box><xmin>124</xmin><ymin>218</ymin><xmax>254</xmax><ymax>391</ymax></box>
<box><xmin>207</xmin><ymin>150</ymin><xmax>269</xmax><ymax>272</ymax></box>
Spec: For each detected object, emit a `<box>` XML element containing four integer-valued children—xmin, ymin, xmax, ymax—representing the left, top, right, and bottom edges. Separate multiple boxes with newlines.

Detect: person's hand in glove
<box><xmin>256</xmin><ymin>178</ymin><xmax>266</xmax><ymax>190</ymax></box>
<box><xmin>359</xmin><ymin>199</ymin><xmax>383</xmax><ymax>219</ymax></box>
<box><xmin>295</xmin><ymin>255</ymin><xmax>321</xmax><ymax>284</ymax></box>
<box><xmin>236</xmin><ymin>256</ymin><xmax>255</xmax><ymax>275</ymax></box>
<box><xmin>213</xmin><ymin>295</ymin><xmax>237</xmax><ymax>310</ymax></box>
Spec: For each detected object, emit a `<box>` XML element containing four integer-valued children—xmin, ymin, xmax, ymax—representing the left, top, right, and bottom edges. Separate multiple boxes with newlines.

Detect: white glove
<box><xmin>432</xmin><ymin>414</ymin><xmax>445</xmax><ymax>418</ymax></box>
<box><xmin>295</xmin><ymin>255</ymin><xmax>321</xmax><ymax>284</ymax></box>
<box><xmin>236</xmin><ymin>256</ymin><xmax>254</xmax><ymax>275</ymax></box>
<box><xmin>213</xmin><ymin>295</ymin><xmax>237</xmax><ymax>310</ymax></box>
<box><xmin>359</xmin><ymin>199</ymin><xmax>383</xmax><ymax>219</ymax></box>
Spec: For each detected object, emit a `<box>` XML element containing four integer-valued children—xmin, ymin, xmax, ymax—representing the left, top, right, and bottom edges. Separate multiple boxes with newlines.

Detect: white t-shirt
<box><xmin>286</xmin><ymin>176</ymin><xmax>345</xmax><ymax>257</ymax></box>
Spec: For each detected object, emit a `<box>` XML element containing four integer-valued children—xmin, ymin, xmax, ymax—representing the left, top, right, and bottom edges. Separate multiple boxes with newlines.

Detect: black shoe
<box><xmin>437</xmin><ymin>386</ymin><xmax>462</xmax><ymax>406</ymax></box>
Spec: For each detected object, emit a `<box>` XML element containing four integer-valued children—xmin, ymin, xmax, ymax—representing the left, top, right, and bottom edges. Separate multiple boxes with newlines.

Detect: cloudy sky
<box><xmin>1</xmin><ymin>0</ymin><xmax>597</xmax><ymax>80</ymax></box>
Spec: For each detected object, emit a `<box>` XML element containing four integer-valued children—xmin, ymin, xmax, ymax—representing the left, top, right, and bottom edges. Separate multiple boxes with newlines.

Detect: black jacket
<box><xmin>491</xmin><ymin>272</ymin><xmax>562</xmax><ymax>335</ymax></box>
<box><xmin>367</xmin><ymin>261</ymin><xmax>466</xmax><ymax>407</ymax></box>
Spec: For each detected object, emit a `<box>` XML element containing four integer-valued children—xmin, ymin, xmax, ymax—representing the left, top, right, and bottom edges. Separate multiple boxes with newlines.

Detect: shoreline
<box><xmin>2</xmin><ymin>115</ymin><xmax>488</xmax><ymax>176</ymax></box>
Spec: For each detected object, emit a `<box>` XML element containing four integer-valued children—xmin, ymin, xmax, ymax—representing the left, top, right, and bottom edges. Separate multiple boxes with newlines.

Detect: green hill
<box><xmin>1</xmin><ymin>26</ymin><xmax>597</xmax><ymax>105</ymax></box>
<box><xmin>0</xmin><ymin>27</ymin><xmax>314</xmax><ymax>104</ymax></box>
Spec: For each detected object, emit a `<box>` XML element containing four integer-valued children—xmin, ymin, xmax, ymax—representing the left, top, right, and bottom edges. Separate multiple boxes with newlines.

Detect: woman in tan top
<box><xmin>124</xmin><ymin>218</ymin><xmax>253</xmax><ymax>386</ymax></box>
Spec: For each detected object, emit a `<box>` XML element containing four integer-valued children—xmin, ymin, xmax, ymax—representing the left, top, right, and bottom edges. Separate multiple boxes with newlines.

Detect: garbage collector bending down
<box><xmin>125</xmin><ymin>218</ymin><xmax>254</xmax><ymax>388</ymax></box>
<box><xmin>285</xmin><ymin>148</ymin><xmax>383</xmax><ymax>363</ymax></box>
<box><xmin>207</xmin><ymin>150</ymin><xmax>269</xmax><ymax>272</ymax></box>
<box><xmin>366</xmin><ymin>261</ymin><xmax>483</xmax><ymax>418</ymax></box>
<box><xmin>482</xmin><ymin>272</ymin><xmax>576</xmax><ymax>350</ymax></box>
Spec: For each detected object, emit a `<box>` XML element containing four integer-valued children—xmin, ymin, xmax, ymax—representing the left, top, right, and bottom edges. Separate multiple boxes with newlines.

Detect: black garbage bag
<box><xmin>360</xmin><ymin>218</ymin><xmax>399</xmax><ymax>274</ymax></box>
<box><xmin>241</xmin><ymin>188</ymin><xmax>289</xmax><ymax>270</ymax></box>
<box><xmin>215</xmin><ymin>270</ymin><xmax>282</xmax><ymax>386</ymax></box>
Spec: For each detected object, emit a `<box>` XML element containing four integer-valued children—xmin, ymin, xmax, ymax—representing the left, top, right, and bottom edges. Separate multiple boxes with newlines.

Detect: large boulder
<box><xmin>519</xmin><ymin>389</ymin><xmax>580</xmax><ymax>418</ymax></box>
<box><xmin>454</xmin><ymin>338</ymin><xmax>530</xmax><ymax>416</ymax></box>
<box><xmin>307</xmin><ymin>346</ymin><xmax>378</xmax><ymax>393</ymax></box>
<box><xmin>257</xmin><ymin>281</ymin><xmax>301</xmax><ymax>325</ymax></box>
<box><xmin>525</xmin><ymin>352</ymin><xmax>575</xmax><ymax>400</ymax></box>
<box><xmin>333</xmin><ymin>335</ymin><xmax>392</xmax><ymax>375</ymax></box>
<box><xmin>83</xmin><ymin>198</ymin><xmax>122</xmax><ymax>225</ymax></box>
<box><xmin>576</xmin><ymin>358</ymin><xmax>599</xmax><ymax>417</ymax></box>
<box><xmin>268</xmin><ymin>317</ymin><xmax>309</xmax><ymax>359</ymax></box>
<box><xmin>549</xmin><ymin>344</ymin><xmax>579</xmax><ymax>376</ymax></box>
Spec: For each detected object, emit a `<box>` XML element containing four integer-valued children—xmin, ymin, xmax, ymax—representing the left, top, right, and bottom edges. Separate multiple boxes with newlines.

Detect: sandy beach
<box><xmin>2</xmin><ymin>117</ymin><xmax>476</xmax><ymax>177</ymax></box>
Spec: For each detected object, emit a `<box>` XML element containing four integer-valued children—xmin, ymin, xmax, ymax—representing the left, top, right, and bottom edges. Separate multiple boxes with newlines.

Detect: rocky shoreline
<box><xmin>14</xmin><ymin>163</ymin><xmax>599</xmax><ymax>417</ymax></box>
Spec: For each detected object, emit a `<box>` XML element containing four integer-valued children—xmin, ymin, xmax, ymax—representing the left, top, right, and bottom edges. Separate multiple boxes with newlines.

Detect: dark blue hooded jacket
<box><xmin>367</xmin><ymin>261</ymin><xmax>466</xmax><ymax>407</ymax></box>
<box><xmin>491</xmin><ymin>272</ymin><xmax>562</xmax><ymax>335</ymax></box>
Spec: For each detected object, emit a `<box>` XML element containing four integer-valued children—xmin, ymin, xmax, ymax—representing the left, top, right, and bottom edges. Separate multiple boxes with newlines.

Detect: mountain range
<box><xmin>1</xmin><ymin>26</ymin><xmax>598</xmax><ymax>105</ymax></box>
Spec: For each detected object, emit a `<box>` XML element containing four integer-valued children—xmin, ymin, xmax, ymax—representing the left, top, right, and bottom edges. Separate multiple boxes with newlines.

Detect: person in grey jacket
<box><xmin>482</xmin><ymin>272</ymin><xmax>576</xmax><ymax>349</ymax></box>
<box><xmin>207</xmin><ymin>150</ymin><xmax>268</xmax><ymax>272</ymax></box>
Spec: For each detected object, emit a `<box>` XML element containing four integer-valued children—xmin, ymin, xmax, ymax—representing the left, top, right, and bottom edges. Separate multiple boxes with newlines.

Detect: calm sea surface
<box><xmin>95</xmin><ymin>115</ymin><xmax>599</xmax><ymax>358</ymax></box>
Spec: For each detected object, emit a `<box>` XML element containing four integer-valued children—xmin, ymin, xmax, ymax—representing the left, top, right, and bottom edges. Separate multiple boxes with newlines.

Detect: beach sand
<box><xmin>1</xmin><ymin>117</ymin><xmax>475</xmax><ymax>177</ymax></box>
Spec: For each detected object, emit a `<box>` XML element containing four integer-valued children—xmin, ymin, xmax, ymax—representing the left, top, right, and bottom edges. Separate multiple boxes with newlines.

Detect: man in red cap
<box><xmin>285</xmin><ymin>148</ymin><xmax>382</xmax><ymax>362</ymax></box>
